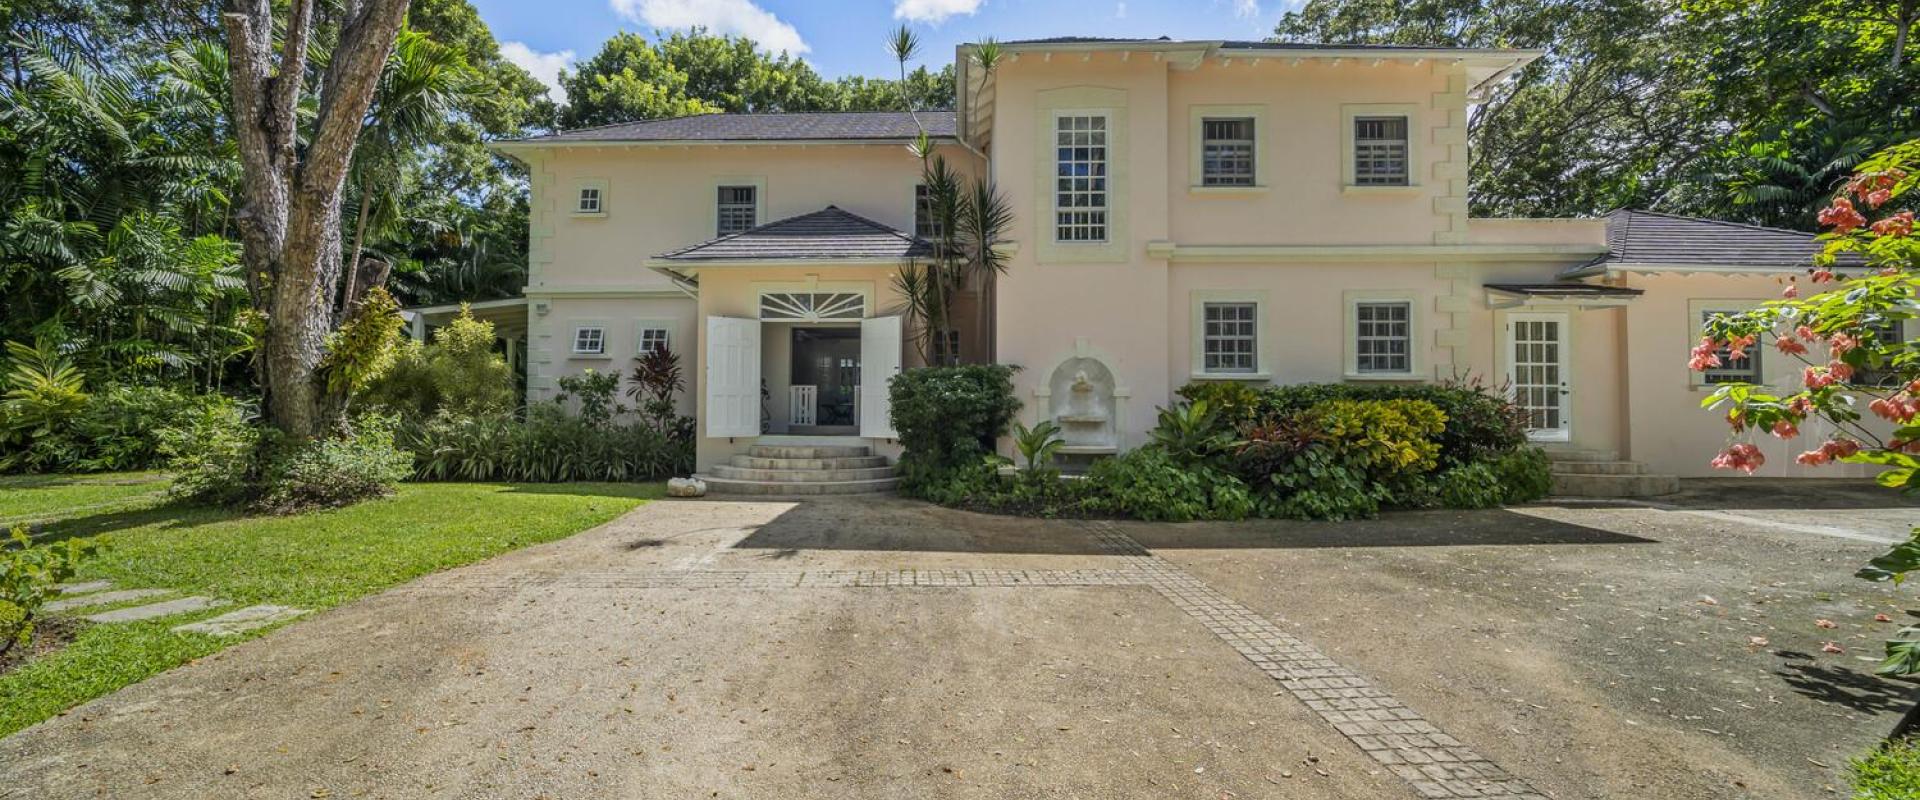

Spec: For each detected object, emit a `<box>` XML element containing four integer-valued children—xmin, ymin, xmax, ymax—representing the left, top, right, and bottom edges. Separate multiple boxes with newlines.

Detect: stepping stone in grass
<box><xmin>172</xmin><ymin>605</ymin><xmax>309</xmax><ymax>637</ymax></box>
<box><xmin>43</xmin><ymin>588</ymin><xmax>169</xmax><ymax>613</ymax></box>
<box><xmin>85</xmin><ymin>596</ymin><xmax>226</xmax><ymax>624</ymax></box>
<box><xmin>55</xmin><ymin>580</ymin><xmax>113</xmax><ymax>595</ymax></box>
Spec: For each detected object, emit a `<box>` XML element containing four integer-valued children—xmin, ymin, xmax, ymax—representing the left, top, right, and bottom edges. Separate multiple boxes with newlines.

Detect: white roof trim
<box><xmin>402</xmin><ymin>297</ymin><xmax>529</xmax><ymax>315</ymax></box>
<box><xmin>1147</xmin><ymin>241</ymin><xmax>1607</xmax><ymax>264</ymax></box>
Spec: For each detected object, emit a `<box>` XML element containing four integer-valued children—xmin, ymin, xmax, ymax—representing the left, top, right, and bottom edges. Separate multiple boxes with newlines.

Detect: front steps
<box><xmin>1547</xmin><ymin>450</ymin><xmax>1679</xmax><ymax>498</ymax></box>
<box><xmin>698</xmin><ymin>443</ymin><xmax>899</xmax><ymax>496</ymax></box>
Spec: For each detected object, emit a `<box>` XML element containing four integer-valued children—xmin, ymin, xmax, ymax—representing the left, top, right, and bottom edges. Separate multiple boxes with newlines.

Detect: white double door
<box><xmin>1506</xmin><ymin>312</ymin><xmax>1571</xmax><ymax>442</ymax></box>
<box><xmin>705</xmin><ymin>315</ymin><xmax>902</xmax><ymax>439</ymax></box>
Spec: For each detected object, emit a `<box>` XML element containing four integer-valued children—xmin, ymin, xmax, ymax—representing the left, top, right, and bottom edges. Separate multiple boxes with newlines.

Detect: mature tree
<box><xmin>220</xmin><ymin>0</ymin><xmax>414</xmax><ymax>437</ymax></box>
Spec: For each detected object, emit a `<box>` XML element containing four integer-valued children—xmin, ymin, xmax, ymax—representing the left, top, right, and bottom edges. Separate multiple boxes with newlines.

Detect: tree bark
<box><xmin>222</xmin><ymin>0</ymin><xmax>411</xmax><ymax>440</ymax></box>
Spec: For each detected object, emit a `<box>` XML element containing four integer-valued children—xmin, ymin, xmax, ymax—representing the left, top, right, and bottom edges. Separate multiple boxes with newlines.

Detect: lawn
<box><xmin>0</xmin><ymin>476</ymin><xmax>662</xmax><ymax>737</ymax></box>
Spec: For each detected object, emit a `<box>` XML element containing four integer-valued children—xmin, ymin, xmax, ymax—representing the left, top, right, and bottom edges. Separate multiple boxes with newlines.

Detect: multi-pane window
<box><xmin>571</xmin><ymin>326</ymin><xmax>606</xmax><ymax>355</ymax></box>
<box><xmin>576</xmin><ymin>187</ymin><xmax>602</xmax><ymax>214</ymax></box>
<box><xmin>1054</xmin><ymin>114</ymin><xmax>1109</xmax><ymax>242</ymax></box>
<box><xmin>638</xmin><ymin>328</ymin><xmax>670</xmax><ymax>356</ymax></box>
<box><xmin>1353</xmin><ymin>116</ymin><xmax>1410</xmax><ymax>186</ymax></box>
<box><xmin>932</xmin><ymin>329</ymin><xmax>961</xmax><ymax>366</ymax></box>
<box><xmin>1202</xmin><ymin>302</ymin><xmax>1257</xmax><ymax>373</ymax></box>
<box><xmin>1856</xmin><ymin>319</ymin><xmax>1904</xmax><ymax>388</ymax></box>
<box><xmin>914</xmin><ymin>184</ymin><xmax>944</xmax><ymax>240</ymax></box>
<box><xmin>1355</xmin><ymin>302</ymin><xmax>1412</xmax><ymax>374</ymax></box>
<box><xmin>1698</xmin><ymin>311</ymin><xmax>1761</xmax><ymax>384</ymax></box>
<box><xmin>717</xmin><ymin>186</ymin><xmax>757</xmax><ymax>235</ymax></box>
<box><xmin>1201</xmin><ymin>118</ymin><xmax>1255</xmax><ymax>186</ymax></box>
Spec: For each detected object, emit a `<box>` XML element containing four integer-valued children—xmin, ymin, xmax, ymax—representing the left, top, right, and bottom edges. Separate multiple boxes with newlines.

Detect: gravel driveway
<box><xmin>2</xmin><ymin>481</ymin><xmax>1912</xmax><ymax>799</ymax></box>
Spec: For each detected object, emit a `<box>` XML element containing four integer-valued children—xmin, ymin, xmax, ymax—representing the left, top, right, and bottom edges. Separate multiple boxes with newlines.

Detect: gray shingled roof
<box><xmin>510</xmin><ymin>111</ymin><xmax>956</xmax><ymax>144</ymax></box>
<box><xmin>656</xmin><ymin>206</ymin><xmax>933</xmax><ymax>263</ymax></box>
<box><xmin>1485</xmin><ymin>283</ymin><xmax>1644</xmax><ymax>298</ymax></box>
<box><xmin>1000</xmin><ymin>36</ymin><xmax>1523</xmax><ymax>52</ymax></box>
<box><xmin>1572</xmin><ymin>209</ymin><xmax>1849</xmax><ymax>275</ymax></box>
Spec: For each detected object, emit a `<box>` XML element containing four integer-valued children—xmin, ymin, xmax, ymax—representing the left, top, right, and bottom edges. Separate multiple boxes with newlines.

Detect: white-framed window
<box><xmin>571</xmin><ymin>326</ymin><xmax>606</xmax><ymax>355</ymax></box>
<box><xmin>1697</xmin><ymin>310</ymin><xmax>1761</xmax><ymax>384</ymax></box>
<box><xmin>1054</xmin><ymin>113</ymin><xmax>1109</xmax><ymax>243</ymax></box>
<box><xmin>1353</xmin><ymin>116</ymin><xmax>1410</xmax><ymax>186</ymax></box>
<box><xmin>931</xmin><ymin>329</ymin><xmax>961</xmax><ymax>366</ymax></box>
<box><xmin>1200</xmin><ymin>117</ymin><xmax>1255</xmax><ymax>186</ymax></box>
<box><xmin>637</xmin><ymin>327</ymin><xmax>671</xmax><ymax>356</ymax></box>
<box><xmin>1857</xmin><ymin>318</ymin><xmax>1907</xmax><ymax>389</ymax></box>
<box><xmin>572</xmin><ymin>179</ymin><xmax>607</xmax><ymax>216</ymax></box>
<box><xmin>1354</xmin><ymin>301</ymin><xmax>1413</xmax><ymax>374</ymax></box>
<box><xmin>915</xmin><ymin>184</ymin><xmax>944</xmax><ymax>240</ymax></box>
<box><xmin>1202</xmin><ymin>302</ymin><xmax>1258</xmax><ymax>374</ymax></box>
<box><xmin>576</xmin><ymin>187</ymin><xmax>602</xmax><ymax>214</ymax></box>
<box><xmin>717</xmin><ymin>185</ymin><xmax>757</xmax><ymax>235</ymax></box>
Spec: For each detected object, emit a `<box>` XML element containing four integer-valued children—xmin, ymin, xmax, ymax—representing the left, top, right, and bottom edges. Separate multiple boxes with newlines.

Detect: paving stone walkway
<box><xmin>47</xmin><ymin>581</ymin><xmax>308</xmax><ymax>637</ymax></box>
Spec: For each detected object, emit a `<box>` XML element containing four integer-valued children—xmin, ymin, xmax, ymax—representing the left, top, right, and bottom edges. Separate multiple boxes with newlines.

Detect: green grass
<box><xmin>0</xmin><ymin>477</ymin><xmax>662</xmax><ymax>737</ymax></box>
<box><xmin>0</xmin><ymin>472</ymin><xmax>171</xmax><ymax>526</ymax></box>
<box><xmin>1852</xmin><ymin>738</ymin><xmax>1920</xmax><ymax>799</ymax></box>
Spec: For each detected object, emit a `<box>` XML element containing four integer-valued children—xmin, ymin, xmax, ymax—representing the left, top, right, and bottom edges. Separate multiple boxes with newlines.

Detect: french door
<box><xmin>1506</xmin><ymin>312</ymin><xmax>1571</xmax><ymax>442</ymax></box>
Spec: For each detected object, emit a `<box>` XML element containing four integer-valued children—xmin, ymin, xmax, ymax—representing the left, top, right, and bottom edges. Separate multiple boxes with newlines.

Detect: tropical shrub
<box><xmin>1175</xmin><ymin>381</ymin><xmax>1264</xmax><ymax>430</ymax></box>
<box><xmin>627</xmin><ymin>346</ymin><xmax>693</xmax><ymax>443</ymax></box>
<box><xmin>1011</xmin><ymin>419</ymin><xmax>1065</xmax><ymax>474</ymax></box>
<box><xmin>0</xmin><ymin>525</ymin><xmax>102</xmax><ymax>659</ymax></box>
<box><xmin>890</xmin><ymin>364</ymin><xmax>1021</xmax><ymax>494</ymax></box>
<box><xmin>1490</xmin><ymin>447</ymin><xmax>1554</xmax><ymax>505</ymax></box>
<box><xmin>0</xmin><ymin>340</ymin><xmax>89</xmax><ymax>472</ymax></box>
<box><xmin>1257</xmin><ymin>447</ymin><xmax>1386</xmax><ymax>521</ymax></box>
<box><xmin>403</xmin><ymin>405</ymin><xmax>685</xmax><ymax>483</ymax></box>
<box><xmin>160</xmin><ymin>401</ymin><xmax>261</xmax><ymax>507</ymax></box>
<box><xmin>1302</xmin><ymin>398</ymin><xmax>1446</xmax><ymax>478</ymax></box>
<box><xmin>1256</xmin><ymin>380</ymin><xmax>1524</xmax><ymax>467</ymax></box>
<box><xmin>556</xmin><ymin>370</ymin><xmax>624</xmax><ymax>426</ymax></box>
<box><xmin>1149</xmin><ymin>401</ymin><xmax>1238</xmax><ymax>467</ymax></box>
<box><xmin>254</xmin><ymin>415</ymin><xmax>415</xmax><ymax>514</ymax></box>
<box><xmin>1080</xmin><ymin>446</ymin><xmax>1252</xmax><ymax>522</ymax></box>
<box><xmin>359</xmin><ymin>308</ymin><xmax>515</xmax><ymax>419</ymax></box>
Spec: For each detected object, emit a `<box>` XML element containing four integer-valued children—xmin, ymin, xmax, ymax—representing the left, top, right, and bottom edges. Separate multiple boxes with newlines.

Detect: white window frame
<box><xmin>712</xmin><ymin>176</ymin><xmax>766</xmax><ymax>237</ymax></box>
<box><xmin>1687</xmin><ymin>299</ymin><xmax>1768</xmax><ymax>389</ymax></box>
<box><xmin>1189</xmin><ymin>104</ymin><xmax>1266</xmax><ymax>191</ymax></box>
<box><xmin>1693</xmin><ymin>305</ymin><xmax>1764</xmax><ymax>387</ymax></box>
<box><xmin>1052</xmin><ymin>111</ymin><xmax>1111</xmax><ymax>244</ymax></box>
<box><xmin>1343</xmin><ymin>291</ymin><xmax>1422</xmax><ymax>379</ymax></box>
<box><xmin>570</xmin><ymin>325</ymin><xmax>607</xmax><ymax>356</ymax></box>
<box><xmin>1188</xmin><ymin>290</ymin><xmax>1271</xmax><ymax>381</ymax></box>
<box><xmin>1857</xmin><ymin>318</ymin><xmax>1910</xmax><ymax>389</ymax></box>
<box><xmin>1341</xmin><ymin>104</ymin><xmax>1420</xmax><ymax>191</ymax></box>
<box><xmin>572</xmin><ymin>179</ymin><xmax>608</xmax><ymax>217</ymax></box>
<box><xmin>636</xmin><ymin>326</ymin><xmax>671</xmax><ymax>356</ymax></box>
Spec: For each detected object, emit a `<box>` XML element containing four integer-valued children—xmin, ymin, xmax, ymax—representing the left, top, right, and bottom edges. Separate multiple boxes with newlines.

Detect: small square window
<box><xmin>638</xmin><ymin>328</ymin><xmax>670</xmax><ymax>356</ymax></box>
<box><xmin>572</xmin><ymin>326</ymin><xmax>606</xmax><ymax>355</ymax></box>
<box><xmin>717</xmin><ymin>186</ymin><xmax>757</xmax><ymax>235</ymax></box>
<box><xmin>576</xmin><ymin>186</ymin><xmax>602</xmax><ymax>214</ymax></box>
<box><xmin>1354</xmin><ymin>301</ymin><xmax>1412</xmax><ymax>374</ymax></box>
<box><xmin>1354</xmin><ymin>116</ymin><xmax>1410</xmax><ymax>186</ymax></box>
<box><xmin>1697</xmin><ymin>311</ymin><xmax>1760</xmax><ymax>384</ymax></box>
<box><xmin>1202</xmin><ymin>302</ymin><xmax>1258</xmax><ymax>373</ymax></box>
<box><xmin>1201</xmin><ymin>117</ymin><xmax>1255</xmax><ymax>186</ymax></box>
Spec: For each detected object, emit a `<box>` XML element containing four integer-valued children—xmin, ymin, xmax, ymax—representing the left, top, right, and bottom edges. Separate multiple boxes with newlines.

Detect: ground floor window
<box><xmin>1202</xmin><ymin>302</ymin><xmax>1258</xmax><ymax>374</ymax></box>
<box><xmin>1698</xmin><ymin>310</ymin><xmax>1761</xmax><ymax>384</ymax></box>
<box><xmin>571</xmin><ymin>326</ymin><xmax>605</xmax><ymax>355</ymax></box>
<box><xmin>1354</xmin><ymin>301</ymin><xmax>1412</xmax><ymax>374</ymax></box>
<box><xmin>638</xmin><ymin>327</ymin><xmax>670</xmax><ymax>355</ymax></box>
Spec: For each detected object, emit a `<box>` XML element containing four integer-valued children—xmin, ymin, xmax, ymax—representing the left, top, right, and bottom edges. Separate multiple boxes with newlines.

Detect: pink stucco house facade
<box><xmin>472</xmin><ymin>37</ymin><xmax>1900</xmax><ymax>494</ymax></box>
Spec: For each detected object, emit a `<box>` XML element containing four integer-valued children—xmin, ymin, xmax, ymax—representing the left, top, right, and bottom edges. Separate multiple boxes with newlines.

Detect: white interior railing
<box><xmin>790</xmin><ymin>385</ymin><xmax>818</xmax><ymax>426</ymax></box>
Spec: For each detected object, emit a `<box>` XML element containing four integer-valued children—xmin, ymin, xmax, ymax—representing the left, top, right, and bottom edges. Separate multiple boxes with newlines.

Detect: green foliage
<box><xmin>0</xmin><ymin>524</ymin><xmax>101</xmax><ymax>658</ymax></box>
<box><xmin>255</xmin><ymin>416</ymin><xmax>416</xmax><ymax>514</ymax></box>
<box><xmin>626</xmin><ymin>346</ymin><xmax>692</xmax><ymax>442</ymax></box>
<box><xmin>158</xmin><ymin>400</ymin><xmax>259</xmax><ymax>507</ymax></box>
<box><xmin>402</xmin><ymin>406</ymin><xmax>687</xmax><ymax>482</ymax></box>
<box><xmin>0</xmin><ymin>339</ymin><xmax>88</xmax><ymax>471</ymax></box>
<box><xmin>1149</xmin><ymin>400</ymin><xmax>1238</xmax><ymax>467</ymax></box>
<box><xmin>1012</xmin><ymin>419</ymin><xmax>1065</xmax><ymax>473</ymax></box>
<box><xmin>1491</xmin><ymin>447</ymin><xmax>1554</xmax><ymax>505</ymax></box>
<box><xmin>889</xmin><ymin>365</ymin><xmax>1021</xmax><ymax>494</ymax></box>
<box><xmin>6</xmin><ymin>383</ymin><xmax>234</xmax><ymax>474</ymax></box>
<box><xmin>555</xmin><ymin>369</ymin><xmax>624</xmax><ymax>427</ymax></box>
<box><xmin>1255</xmin><ymin>380</ymin><xmax>1526</xmax><ymax>467</ymax></box>
<box><xmin>1303</xmin><ymin>398</ymin><xmax>1446</xmax><ymax>477</ymax></box>
<box><xmin>1081</xmin><ymin>447</ymin><xmax>1252</xmax><ymax>523</ymax></box>
<box><xmin>1175</xmin><ymin>381</ymin><xmax>1264</xmax><ymax>429</ymax></box>
<box><xmin>1851</xmin><ymin>739</ymin><xmax>1920</xmax><ymax>800</ymax></box>
<box><xmin>322</xmin><ymin>287</ymin><xmax>406</xmax><ymax>397</ymax></box>
<box><xmin>1257</xmin><ymin>447</ymin><xmax>1386</xmax><ymax>522</ymax></box>
<box><xmin>359</xmin><ymin>307</ymin><xmax>515</xmax><ymax>419</ymax></box>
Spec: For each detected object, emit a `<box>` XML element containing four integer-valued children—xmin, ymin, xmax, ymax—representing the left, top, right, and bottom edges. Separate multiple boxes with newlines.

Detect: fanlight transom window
<box><xmin>759</xmin><ymin>292</ymin><xmax>865</xmax><ymax>322</ymax></box>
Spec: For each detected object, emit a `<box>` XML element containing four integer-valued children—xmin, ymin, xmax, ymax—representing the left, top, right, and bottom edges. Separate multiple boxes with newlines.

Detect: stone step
<box><xmin>697</xmin><ymin>475</ymin><xmax>900</xmax><ymax>496</ymax></box>
<box><xmin>43</xmin><ymin>588</ymin><xmax>169</xmax><ymax>613</ymax></box>
<box><xmin>710</xmin><ymin>464</ymin><xmax>899</xmax><ymax>482</ymax></box>
<box><xmin>1551</xmin><ymin>472</ymin><xmax>1680</xmax><ymax>498</ymax></box>
<box><xmin>84</xmin><ymin>596</ymin><xmax>226</xmax><ymax>623</ymax></box>
<box><xmin>54</xmin><ymin>580</ymin><xmax>113</xmax><ymax>595</ymax></box>
<box><xmin>747</xmin><ymin>444</ymin><xmax>871</xmax><ymax>460</ymax></box>
<box><xmin>173</xmin><ymin>604</ymin><xmax>310</xmax><ymax>636</ymax></box>
<box><xmin>1551</xmin><ymin>460</ymin><xmax>1647</xmax><ymax>476</ymax></box>
<box><xmin>729</xmin><ymin>454</ymin><xmax>889</xmax><ymax>470</ymax></box>
<box><xmin>1545</xmin><ymin>449</ymin><xmax>1620</xmax><ymax>463</ymax></box>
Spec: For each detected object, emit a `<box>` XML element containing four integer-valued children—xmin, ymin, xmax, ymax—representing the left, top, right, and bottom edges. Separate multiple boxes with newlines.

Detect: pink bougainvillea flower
<box><xmin>1788</xmin><ymin>397</ymin><xmax>1815</xmax><ymax>416</ymax></box>
<box><xmin>1866</xmin><ymin>188</ymin><xmax>1894</xmax><ymax>208</ymax></box>
<box><xmin>1770</xmin><ymin>419</ymin><xmax>1799</xmax><ymax>439</ymax></box>
<box><xmin>1822</xmin><ymin>642</ymin><xmax>1845</xmax><ymax>654</ymax></box>
<box><xmin>1871</xmin><ymin>394</ymin><xmax>1920</xmax><ymax>423</ymax></box>
<box><xmin>1710</xmin><ymin>442</ymin><xmax>1765</xmax><ymax>474</ymax></box>
<box><xmin>1828</xmin><ymin>439</ymin><xmax>1862</xmax><ymax>459</ymax></box>
<box><xmin>1828</xmin><ymin>360</ymin><xmax>1855</xmax><ymax>381</ymax></box>
<box><xmin>1803</xmin><ymin>366</ymin><xmax>1835</xmax><ymax>390</ymax></box>
<box><xmin>1796</xmin><ymin>324</ymin><xmax>1819</xmax><ymax>341</ymax></box>
<box><xmin>1871</xmin><ymin>211</ymin><xmax>1915</xmax><ymax>237</ymax></box>
<box><xmin>1818</xmin><ymin>197</ymin><xmax>1867</xmax><ymax>233</ymax></box>
<box><xmin>1830</xmin><ymin>333</ymin><xmax>1860</xmax><ymax>355</ymax></box>
<box><xmin>1775</xmin><ymin>336</ymin><xmax>1809</xmax><ymax>356</ymax></box>
<box><xmin>1816</xmin><ymin>618</ymin><xmax>1837</xmax><ymax>629</ymax></box>
<box><xmin>1689</xmin><ymin>337</ymin><xmax>1722</xmax><ymax>371</ymax></box>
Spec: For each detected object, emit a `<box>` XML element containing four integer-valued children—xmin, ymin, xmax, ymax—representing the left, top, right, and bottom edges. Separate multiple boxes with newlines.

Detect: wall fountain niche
<box><xmin>1046</xmin><ymin>356</ymin><xmax>1118</xmax><ymax>454</ymax></box>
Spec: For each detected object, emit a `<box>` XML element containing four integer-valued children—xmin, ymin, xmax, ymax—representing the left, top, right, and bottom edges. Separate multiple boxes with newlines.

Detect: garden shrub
<box><xmin>1850</xmin><ymin>739</ymin><xmax>1920</xmax><ymax>800</ymax></box>
<box><xmin>3</xmin><ymin>383</ymin><xmax>231</xmax><ymax>474</ymax></box>
<box><xmin>1148</xmin><ymin>400</ymin><xmax>1238</xmax><ymax>467</ymax></box>
<box><xmin>1256</xmin><ymin>447</ymin><xmax>1386</xmax><ymax>521</ymax></box>
<box><xmin>160</xmin><ymin>401</ymin><xmax>261</xmax><ymax>507</ymax></box>
<box><xmin>889</xmin><ymin>365</ymin><xmax>1020</xmax><ymax>495</ymax></box>
<box><xmin>1081</xmin><ymin>446</ymin><xmax>1252</xmax><ymax>522</ymax></box>
<box><xmin>403</xmin><ymin>404</ymin><xmax>686</xmax><ymax>483</ymax></box>
<box><xmin>359</xmin><ymin>308</ymin><xmax>515</xmax><ymax>419</ymax></box>
<box><xmin>1490</xmin><ymin>446</ymin><xmax>1553</xmax><ymax>505</ymax></box>
<box><xmin>1432</xmin><ymin>461</ymin><xmax>1505</xmax><ymax>509</ymax></box>
<box><xmin>254</xmin><ymin>415</ymin><xmax>415</xmax><ymax>514</ymax></box>
<box><xmin>1302</xmin><ymin>398</ymin><xmax>1445</xmax><ymax>478</ymax></box>
<box><xmin>0</xmin><ymin>525</ymin><xmax>101</xmax><ymax>659</ymax></box>
<box><xmin>1175</xmin><ymin>381</ymin><xmax>1263</xmax><ymax>430</ymax></box>
<box><xmin>1256</xmin><ymin>379</ymin><xmax>1524</xmax><ymax>466</ymax></box>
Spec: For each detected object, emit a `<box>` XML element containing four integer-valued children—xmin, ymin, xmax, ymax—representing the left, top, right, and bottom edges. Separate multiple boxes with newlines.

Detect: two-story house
<box><xmin>478</xmin><ymin>37</ymin><xmax>1899</xmax><ymax>494</ymax></box>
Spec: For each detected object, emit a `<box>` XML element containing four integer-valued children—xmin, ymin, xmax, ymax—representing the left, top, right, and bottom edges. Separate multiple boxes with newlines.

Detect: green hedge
<box><xmin>889</xmin><ymin>365</ymin><xmax>1021</xmax><ymax>495</ymax></box>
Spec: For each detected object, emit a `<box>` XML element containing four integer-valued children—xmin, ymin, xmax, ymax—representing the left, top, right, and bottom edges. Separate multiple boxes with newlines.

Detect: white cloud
<box><xmin>892</xmin><ymin>0</ymin><xmax>985</xmax><ymax>24</ymax></box>
<box><xmin>499</xmin><ymin>42</ymin><xmax>575</xmax><ymax>100</ymax></box>
<box><xmin>1234</xmin><ymin>0</ymin><xmax>1258</xmax><ymax>18</ymax></box>
<box><xmin>611</xmin><ymin>0</ymin><xmax>809</xmax><ymax>55</ymax></box>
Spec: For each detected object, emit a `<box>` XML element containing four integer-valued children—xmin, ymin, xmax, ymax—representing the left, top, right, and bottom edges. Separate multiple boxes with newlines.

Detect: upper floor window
<box><xmin>932</xmin><ymin>329</ymin><xmax>961</xmax><ymax>366</ymax></box>
<box><xmin>1202</xmin><ymin>302</ymin><xmax>1257</xmax><ymax>374</ymax></box>
<box><xmin>571</xmin><ymin>326</ymin><xmax>606</xmax><ymax>356</ymax></box>
<box><xmin>915</xmin><ymin>184</ymin><xmax>944</xmax><ymax>240</ymax></box>
<box><xmin>638</xmin><ymin>327</ymin><xmax>670</xmax><ymax>356</ymax></box>
<box><xmin>717</xmin><ymin>186</ymin><xmax>757</xmax><ymax>235</ymax></box>
<box><xmin>576</xmin><ymin>187</ymin><xmax>602</xmax><ymax>214</ymax></box>
<box><xmin>1353</xmin><ymin>116</ymin><xmax>1410</xmax><ymax>186</ymax></box>
<box><xmin>1354</xmin><ymin>301</ymin><xmax>1412</xmax><ymax>374</ymax></box>
<box><xmin>1697</xmin><ymin>310</ymin><xmax>1760</xmax><ymax>384</ymax></box>
<box><xmin>1054</xmin><ymin>114</ymin><xmax>1108</xmax><ymax>243</ymax></box>
<box><xmin>1200</xmin><ymin>118</ymin><xmax>1255</xmax><ymax>186</ymax></box>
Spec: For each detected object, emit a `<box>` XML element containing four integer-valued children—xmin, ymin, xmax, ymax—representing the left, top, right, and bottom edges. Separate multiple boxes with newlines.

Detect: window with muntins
<box><xmin>1355</xmin><ymin>302</ymin><xmax>1412</xmax><ymax>374</ymax></box>
<box><xmin>572</xmin><ymin>326</ymin><xmax>606</xmax><ymax>355</ymax></box>
<box><xmin>638</xmin><ymin>328</ymin><xmax>670</xmax><ymax>356</ymax></box>
<box><xmin>1354</xmin><ymin>116</ymin><xmax>1410</xmax><ymax>186</ymax></box>
<box><xmin>1201</xmin><ymin>118</ymin><xmax>1255</xmax><ymax>186</ymax></box>
<box><xmin>576</xmin><ymin>187</ymin><xmax>602</xmax><ymax>214</ymax></box>
<box><xmin>932</xmin><ymin>329</ymin><xmax>961</xmax><ymax>366</ymax></box>
<box><xmin>1055</xmin><ymin>114</ymin><xmax>1109</xmax><ymax>242</ymax></box>
<box><xmin>1202</xmin><ymin>302</ymin><xmax>1257</xmax><ymax>373</ymax></box>
<box><xmin>1698</xmin><ymin>311</ymin><xmax>1761</xmax><ymax>384</ymax></box>
<box><xmin>915</xmin><ymin>184</ymin><xmax>944</xmax><ymax>240</ymax></box>
<box><xmin>717</xmin><ymin>186</ymin><xmax>757</xmax><ymax>235</ymax></box>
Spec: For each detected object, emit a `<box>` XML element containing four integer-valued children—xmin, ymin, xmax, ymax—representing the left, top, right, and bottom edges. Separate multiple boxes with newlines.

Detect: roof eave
<box><xmin>1570</xmin><ymin>261</ymin><xmax>1816</xmax><ymax>277</ymax></box>
<box><xmin>643</xmin><ymin>256</ymin><xmax>912</xmax><ymax>272</ymax></box>
<box><xmin>490</xmin><ymin>136</ymin><xmax>955</xmax><ymax>153</ymax></box>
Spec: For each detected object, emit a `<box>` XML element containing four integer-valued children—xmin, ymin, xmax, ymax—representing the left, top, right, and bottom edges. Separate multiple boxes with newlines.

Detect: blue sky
<box><xmin>475</xmin><ymin>0</ymin><xmax>1309</xmax><ymax>99</ymax></box>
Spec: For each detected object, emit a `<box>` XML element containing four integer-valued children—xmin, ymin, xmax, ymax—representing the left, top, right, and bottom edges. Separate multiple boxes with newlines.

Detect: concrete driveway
<box><xmin>2</xmin><ymin>482</ymin><xmax>1914</xmax><ymax>799</ymax></box>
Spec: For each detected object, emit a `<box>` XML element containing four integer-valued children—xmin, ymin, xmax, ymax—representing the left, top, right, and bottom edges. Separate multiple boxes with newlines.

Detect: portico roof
<box><xmin>653</xmin><ymin>206</ymin><xmax>934</xmax><ymax>265</ymax></box>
